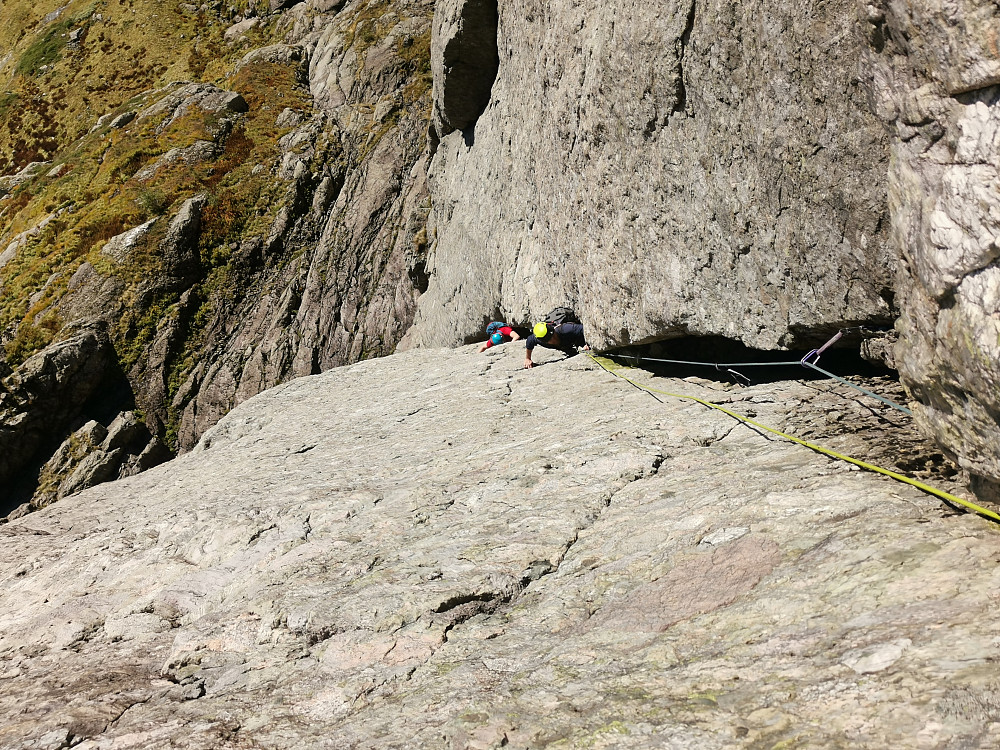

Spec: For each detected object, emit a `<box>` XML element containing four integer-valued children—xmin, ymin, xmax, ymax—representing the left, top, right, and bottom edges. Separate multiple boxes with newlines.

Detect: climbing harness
<box><xmin>584</xmin><ymin>351</ymin><xmax>1000</xmax><ymax>525</ymax></box>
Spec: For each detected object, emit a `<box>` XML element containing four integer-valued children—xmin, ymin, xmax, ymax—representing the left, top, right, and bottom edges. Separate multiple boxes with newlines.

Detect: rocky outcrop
<box><xmin>405</xmin><ymin>0</ymin><xmax>893</xmax><ymax>351</ymax></box>
<box><xmin>162</xmin><ymin>195</ymin><xmax>207</xmax><ymax>289</ymax></box>
<box><xmin>135</xmin><ymin>82</ymin><xmax>249</xmax><ymax>134</ymax></box>
<box><xmin>0</xmin><ymin>161</ymin><xmax>49</xmax><ymax>197</ymax></box>
<box><xmin>0</xmin><ymin>324</ymin><xmax>157</xmax><ymax>513</ymax></box>
<box><xmin>25</xmin><ymin>413</ymin><xmax>168</xmax><ymax>512</ymax></box>
<box><xmin>860</xmin><ymin>0</ymin><xmax>1000</xmax><ymax>498</ymax></box>
<box><xmin>164</xmin><ymin>7</ymin><xmax>434</xmax><ymax>449</ymax></box>
<box><xmin>0</xmin><ymin>344</ymin><xmax>992</xmax><ymax>748</ymax></box>
<box><xmin>2</xmin><ymin>1</ymin><xmax>434</xmax><ymax>505</ymax></box>
<box><xmin>0</xmin><ymin>325</ymin><xmax>113</xmax><ymax>484</ymax></box>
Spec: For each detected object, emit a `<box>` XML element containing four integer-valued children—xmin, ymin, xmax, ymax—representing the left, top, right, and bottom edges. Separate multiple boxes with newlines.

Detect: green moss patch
<box><xmin>15</xmin><ymin>18</ymin><xmax>74</xmax><ymax>77</ymax></box>
<box><xmin>5</xmin><ymin>312</ymin><xmax>62</xmax><ymax>367</ymax></box>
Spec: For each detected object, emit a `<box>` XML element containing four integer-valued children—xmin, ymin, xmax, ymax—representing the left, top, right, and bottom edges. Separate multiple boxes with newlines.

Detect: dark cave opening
<box><xmin>600</xmin><ymin>332</ymin><xmax>899</xmax><ymax>388</ymax></box>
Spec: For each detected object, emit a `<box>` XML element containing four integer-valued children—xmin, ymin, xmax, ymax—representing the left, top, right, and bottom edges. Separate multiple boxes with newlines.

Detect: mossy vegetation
<box><xmin>399</xmin><ymin>26</ymin><xmax>433</xmax><ymax>98</ymax></box>
<box><xmin>0</xmin><ymin>0</ymin><xmax>285</xmax><ymax>176</ymax></box>
<box><xmin>15</xmin><ymin>18</ymin><xmax>75</xmax><ymax>77</ymax></box>
<box><xmin>0</xmin><ymin>92</ymin><xmax>19</xmax><ymax>121</ymax></box>
<box><xmin>4</xmin><ymin>312</ymin><xmax>61</xmax><ymax>367</ymax></box>
<box><xmin>341</xmin><ymin>0</ymin><xmax>393</xmax><ymax>52</ymax></box>
<box><xmin>0</xmin><ymin>42</ymin><xmax>309</xmax><ymax>332</ymax></box>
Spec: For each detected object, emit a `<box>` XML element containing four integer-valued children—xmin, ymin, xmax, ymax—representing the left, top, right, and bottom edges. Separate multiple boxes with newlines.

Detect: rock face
<box><xmin>0</xmin><ymin>324</ymin><xmax>145</xmax><ymax>508</ymax></box>
<box><xmin>169</xmin><ymin>7</ymin><xmax>434</xmax><ymax>449</ymax></box>
<box><xmin>861</xmin><ymin>0</ymin><xmax>1000</xmax><ymax>498</ymax></box>
<box><xmin>0</xmin><ymin>324</ymin><xmax>165</xmax><ymax>514</ymax></box>
<box><xmin>2</xmin><ymin>0</ymin><xmax>1000</xmax><ymax>532</ymax></box>
<box><xmin>407</xmin><ymin>0</ymin><xmax>1000</xmax><ymax>502</ymax></box>
<box><xmin>406</xmin><ymin>0</ymin><xmax>894</xmax><ymax>351</ymax></box>
<box><xmin>1</xmin><ymin>1</ymin><xmax>434</xmax><ymax>504</ymax></box>
<box><xmin>0</xmin><ymin>344</ymin><xmax>994</xmax><ymax>748</ymax></box>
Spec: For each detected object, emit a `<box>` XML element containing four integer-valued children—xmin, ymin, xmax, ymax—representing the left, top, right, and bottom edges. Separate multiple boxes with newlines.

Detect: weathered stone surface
<box><xmin>860</xmin><ymin>332</ymin><xmax>898</xmax><ymax>370</ymax></box>
<box><xmin>0</xmin><ymin>211</ymin><xmax>63</xmax><ymax>273</ymax></box>
<box><xmin>224</xmin><ymin>17</ymin><xmax>259</xmax><ymax>40</ymax></box>
<box><xmin>55</xmin><ymin>195</ymin><xmax>210</xmax><ymax>451</ymax></box>
<box><xmin>133</xmin><ymin>141</ymin><xmax>221</xmax><ymax>181</ymax></box>
<box><xmin>161</xmin><ymin>194</ymin><xmax>207</xmax><ymax>290</ymax></box>
<box><xmin>108</xmin><ymin>110</ymin><xmax>136</xmax><ymax>129</ymax></box>
<box><xmin>234</xmin><ymin>43</ymin><xmax>308</xmax><ymax>74</ymax></box>
<box><xmin>405</xmin><ymin>0</ymin><xmax>893</xmax><ymax>352</ymax></box>
<box><xmin>97</xmin><ymin>219</ymin><xmax>157</xmax><ymax>265</ymax></box>
<box><xmin>31</xmin><ymin>413</ymin><xmax>158</xmax><ymax>509</ymax></box>
<box><xmin>307</xmin><ymin>0</ymin><xmax>345</xmax><ymax>12</ymax></box>
<box><xmin>860</xmin><ymin>0</ymin><xmax>1000</xmax><ymax>493</ymax></box>
<box><xmin>40</xmin><ymin>421</ymin><xmax>109</xmax><ymax>483</ymax></box>
<box><xmin>270</xmin><ymin>0</ymin><xmax>305</xmax><ymax>12</ymax></box>
<box><xmin>102</xmin><ymin>411</ymin><xmax>149</xmax><ymax>453</ymax></box>
<box><xmin>0</xmin><ymin>345</ymin><xmax>994</xmax><ymax>748</ymax></box>
<box><xmin>58</xmin><ymin>445</ymin><xmax>125</xmax><ymax>498</ymax></box>
<box><xmin>136</xmin><ymin>82</ymin><xmax>249</xmax><ymax>134</ymax></box>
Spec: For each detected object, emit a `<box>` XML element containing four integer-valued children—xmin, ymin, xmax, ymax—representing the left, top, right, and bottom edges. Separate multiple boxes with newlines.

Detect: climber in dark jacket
<box><xmin>523</xmin><ymin>321</ymin><xmax>588</xmax><ymax>368</ymax></box>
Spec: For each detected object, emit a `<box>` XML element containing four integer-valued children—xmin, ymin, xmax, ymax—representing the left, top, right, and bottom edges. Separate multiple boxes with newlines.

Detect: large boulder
<box><xmin>135</xmin><ymin>82</ymin><xmax>249</xmax><ymax>134</ymax></box>
<box><xmin>860</xmin><ymin>0</ymin><xmax>1000</xmax><ymax>498</ymax></box>
<box><xmin>404</xmin><ymin>0</ymin><xmax>893</xmax><ymax>351</ymax></box>
<box><xmin>30</xmin><ymin>413</ymin><xmax>167</xmax><ymax>510</ymax></box>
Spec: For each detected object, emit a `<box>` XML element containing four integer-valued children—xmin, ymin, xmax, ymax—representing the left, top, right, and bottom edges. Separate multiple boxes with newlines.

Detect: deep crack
<box><xmin>549</xmin><ymin>452</ymin><xmax>669</xmax><ymax>580</ymax></box>
<box><xmin>673</xmin><ymin>0</ymin><xmax>696</xmax><ymax>116</ymax></box>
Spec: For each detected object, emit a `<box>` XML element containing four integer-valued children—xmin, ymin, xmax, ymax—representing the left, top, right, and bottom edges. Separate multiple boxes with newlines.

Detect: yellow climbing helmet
<box><xmin>533</xmin><ymin>322</ymin><xmax>549</xmax><ymax>339</ymax></box>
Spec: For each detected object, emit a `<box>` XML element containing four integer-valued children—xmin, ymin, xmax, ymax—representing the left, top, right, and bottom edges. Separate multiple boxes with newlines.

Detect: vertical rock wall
<box><xmin>169</xmin><ymin>5</ymin><xmax>435</xmax><ymax>448</ymax></box>
<box><xmin>860</xmin><ymin>0</ymin><xmax>1000</xmax><ymax>496</ymax></box>
<box><xmin>404</xmin><ymin>0</ymin><xmax>893</xmax><ymax>350</ymax></box>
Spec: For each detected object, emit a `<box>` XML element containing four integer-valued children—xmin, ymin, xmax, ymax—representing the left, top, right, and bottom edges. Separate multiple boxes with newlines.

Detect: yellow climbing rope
<box><xmin>586</xmin><ymin>353</ymin><xmax>1000</xmax><ymax>524</ymax></box>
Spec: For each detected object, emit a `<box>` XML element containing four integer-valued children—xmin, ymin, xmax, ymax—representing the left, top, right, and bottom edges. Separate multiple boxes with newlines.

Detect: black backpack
<box><xmin>543</xmin><ymin>306</ymin><xmax>580</xmax><ymax>327</ymax></box>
